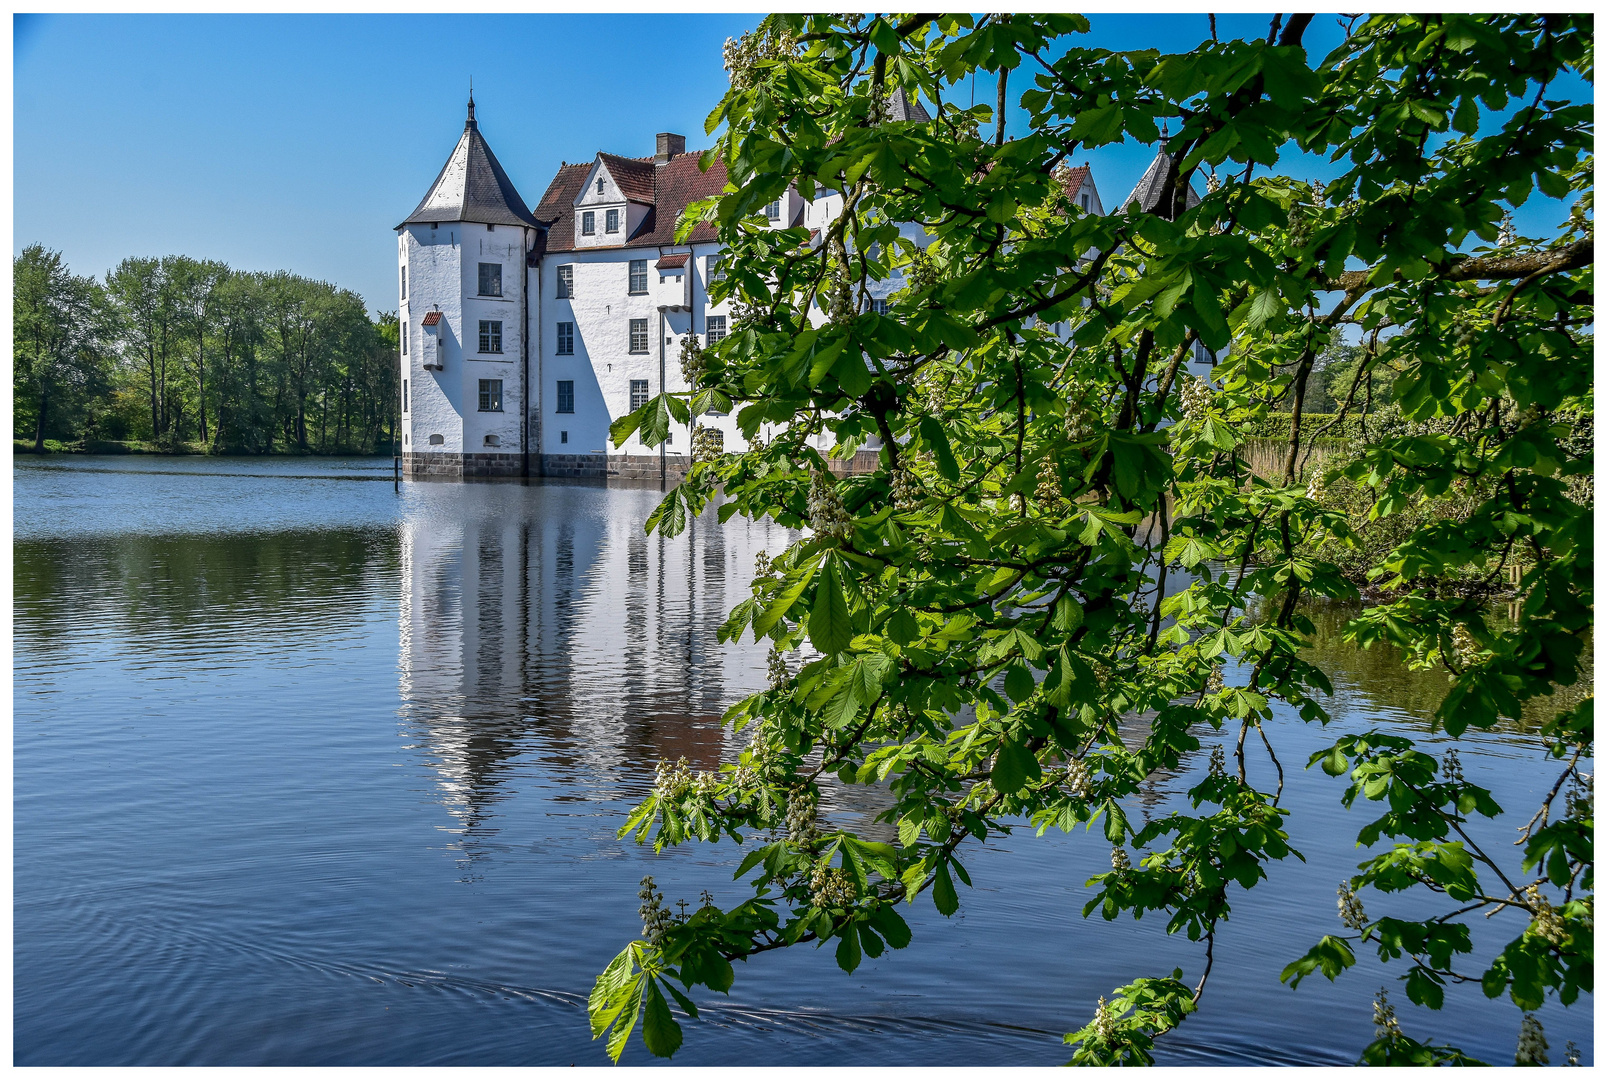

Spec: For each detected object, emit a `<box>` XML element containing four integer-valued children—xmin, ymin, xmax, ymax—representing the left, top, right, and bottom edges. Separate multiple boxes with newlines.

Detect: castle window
<box><xmin>606</xmin><ymin>208</ymin><xmax>620</xmax><ymax>234</ymax></box>
<box><xmin>628</xmin><ymin>260</ymin><xmax>647</xmax><ymax>295</ymax></box>
<box><xmin>428</xmin><ymin>433</ymin><xmax>444</xmax><ymax>446</ymax></box>
<box><xmin>556</xmin><ymin>381</ymin><xmax>575</xmax><ymax>413</ymax></box>
<box><xmin>581</xmin><ymin>211</ymin><xmax>595</xmax><ymax>236</ymax></box>
<box><xmin>478</xmin><ymin>380</ymin><xmax>503</xmax><ymax>412</ymax></box>
<box><xmin>705</xmin><ymin>315</ymin><xmax>727</xmax><ymax>344</ymax></box>
<box><xmin>706</xmin><ymin>254</ymin><xmax>725</xmax><ymax>282</ymax></box>
<box><xmin>400</xmin><ymin>265</ymin><xmax>406</xmax><ymax>300</ymax></box>
<box><xmin>484</xmin><ymin>433</ymin><xmax>500</xmax><ymax>446</ymax></box>
<box><xmin>556</xmin><ymin>322</ymin><xmax>574</xmax><ymax>355</ymax></box>
<box><xmin>478</xmin><ymin>263</ymin><xmax>502</xmax><ymax>297</ymax></box>
<box><xmin>765</xmin><ymin>199</ymin><xmax>781</xmax><ymax>221</ymax></box>
<box><xmin>478</xmin><ymin>320</ymin><xmax>503</xmax><ymax>354</ymax></box>
<box><xmin>401</xmin><ymin>327</ymin><xmax>407</xmax><ymax>355</ymax></box>
<box><xmin>402</xmin><ymin>379</ymin><xmax>408</xmax><ymax>412</ymax></box>
<box><xmin>487</xmin><ymin>223</ymin><xmax>495</xmax><ymax>232</ymax></box>
<box><xmin>596</xmin><ymin>177</ymin><xmax>604</xmax><ymax>195</ymax></box>
<box><xmin>629</xmin><ymin>318</ymin><xmax>648</xmax><ymax>354</ymax></box>
<box><xmin>556</xmin><ymin>265</ymin><xmax>574</xmax><ymax>299</ymax></box>
<box><xmin>869</xmin><ymin>298</ymin><xmax>889</xmax><ymax>315</ymax></box>
<box><xmin>1081</xmin><ymin>193</ymin><xmax>1090</xmax><ymax>211</ymax></box>
<box><xmin>561</xmin><ymin>430</ymin><xmax>569</xmax><ymax>443</ymax></box>
<box><xmin>630</xmin><ymin>379</ymin><xmax>649</xmax><ymax>411</ymax></box>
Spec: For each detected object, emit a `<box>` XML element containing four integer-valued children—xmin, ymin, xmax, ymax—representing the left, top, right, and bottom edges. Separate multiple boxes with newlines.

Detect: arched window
<box><xmin>428</xmin><ymin>434</ymin><xmax>444</xmax><ymax>446</ymax></box>
<box><xmin>484</xmin><ymin>434</ymin><xmax>501</xmax><ymax>447</ymax></box>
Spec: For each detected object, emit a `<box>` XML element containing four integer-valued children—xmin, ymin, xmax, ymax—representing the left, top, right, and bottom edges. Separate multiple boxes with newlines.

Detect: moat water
<box><xmin>13</xmin><ymin>456</ymin><xmax>1593</xmax><ymax>1065</ymax></box>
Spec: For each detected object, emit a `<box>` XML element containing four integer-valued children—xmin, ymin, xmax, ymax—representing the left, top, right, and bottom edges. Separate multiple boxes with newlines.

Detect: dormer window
<box><xmin>606</xmin><ymin>208</ymin><xmax>620</xmax><ymax>234</ymax></box>
<box><xmin>581</xmin><ymin>211</ymin><xmax>595</xmax><ymax>236</ymax></box>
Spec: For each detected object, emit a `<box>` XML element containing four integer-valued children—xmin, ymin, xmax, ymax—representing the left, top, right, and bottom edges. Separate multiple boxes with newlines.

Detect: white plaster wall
<box><xmin>401</xmin><ymin>223</ymin><xmax>466</xmax><ymax>454</ymax></box>
<box><xmin>459</xmin><ymin>222</ymin><xmax>526</xmax><ymax>452</ymax></box>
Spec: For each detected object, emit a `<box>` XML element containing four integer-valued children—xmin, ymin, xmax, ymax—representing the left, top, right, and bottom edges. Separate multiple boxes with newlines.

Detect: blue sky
<box><xmin>13</xmin><ymin>14</ymin><xmax>1587</xmax><ymax>316</ymax></box>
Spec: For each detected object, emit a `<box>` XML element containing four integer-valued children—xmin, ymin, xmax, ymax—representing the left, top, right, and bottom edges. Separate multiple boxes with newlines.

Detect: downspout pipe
<box><xmin>521</xmin><ymin>225</ymin><xmax>531</xmax><ymax>479</ymax></box>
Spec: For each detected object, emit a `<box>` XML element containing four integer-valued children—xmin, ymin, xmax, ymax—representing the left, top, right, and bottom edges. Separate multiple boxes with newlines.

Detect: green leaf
<box><xmin>918</xmin><ymin>416</ymin><xmax>961</xmax><ymax>480</ymax></box>
<box><xmin>933</xmin><ymin>859</ymin><xmax>959</xmax><ymax>916</ymax></box>
<box><xmin>1281</xmin><ymin>935</ymin><xmax>1356</xmax><ymax>989</ymax></box>
<box><xmin>868</xmin><ymin>902</ymin><xmax>913</xmax><ymax>948</ymax></box>
<box><xmin>640</xmin><ymin>978</ymin><xmax>684</xmax><ymax>1058</ymax></box>
<box><xmin>992</xmin><ymin>738</ymin><xmax>1042</xmax><ymax>793</ymax></box>
<box><xmin>808</xmin><ymin>558</ymin><xmax>854</xmax><ymax>655</ymax></box>
<box><xmin>835</xmin><ymin>923</ymin><xmax>863</xmax><ymax>972</ymax></box>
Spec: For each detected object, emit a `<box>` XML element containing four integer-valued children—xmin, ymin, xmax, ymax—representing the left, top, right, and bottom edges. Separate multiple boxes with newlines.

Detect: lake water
<box><xmin>13</xmin><ymin>456</ymin><xmax>1593</xmax><ymax>1066</ymax></box>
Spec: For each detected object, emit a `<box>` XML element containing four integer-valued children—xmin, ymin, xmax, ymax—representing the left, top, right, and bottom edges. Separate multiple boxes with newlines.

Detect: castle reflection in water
<box><xmin>395</xmin><ymin>482</ymin><xmax>801</xmax><ymax>840</ymax></box>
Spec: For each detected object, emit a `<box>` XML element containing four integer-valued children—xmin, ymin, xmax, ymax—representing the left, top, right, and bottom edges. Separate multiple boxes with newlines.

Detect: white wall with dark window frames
<box><xmin>630</xmin><ymin>379</ymin><xmax>649</xmax><ymax>411</ymax></box>
<box><xmin>628</xmin><ymin>260</ymin><xmax>647</xmax><ymax>295</ymax></box>
<box><xmin>401</xmin><ymin>265</ymin><xmax>407</xmax><ymax>301</ymax></box>
<box><xmin>629</xmin><ymin>319</ymin><xmax>648</xmax><ymax>354</ymax></box>
<box><xmin>581</xmin><ymin>211</ymin><xmax>595</xmax><ymax>236</ymax></box>
<box><xmin>706</xmin><ymin>254</ymin><xmax>724</xmax><ymax>282</ymax></box>
<box><xmin>556</xmin><ymin>381</ymin><xmax>575</xmax><ymax>414</ymax></box>
<box><xmin>605</xmin><ymin>208</ymin><xmax>620</xmax><ymax>234</ymax></box>
<box><xmin>478</xmin><ymin>320</ymin><xmax>502</xmax><ymax>354</ymax></box>
<box><xmin>478</xmin><ymin>263</ymin><xmax>502</xmax><ymax>297</ymax></box>
<box><xmin>869</xmin><ymin>298</ymin><xmax>889</xmax><ymax>315</ymax></box>
<box><xmin>556</xmin><ymin>265</ymin><xmax>574</xmax><ymax>299</ymax></box>
<box><xmin>765</xmin><ymin>199</ymin><xmax>781</xmax><ymax>220</ymax></box>
<box><xmin>556</xmin><ymin>322</ymin><xmax>574</xmax><ymax>355</ymax></box>
<box><xmin>706</xmin><ymin>315</ymin><xmax>727</xmax><ymax>344</ymax></box>
<box><xmin>478</xmin><ymin>379</ymin><xmax>503</xmax><ymax>412</ymax></box>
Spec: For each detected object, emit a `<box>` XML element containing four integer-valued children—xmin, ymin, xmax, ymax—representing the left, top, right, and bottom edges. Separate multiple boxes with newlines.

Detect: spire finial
<box><xmin>466</xmin><ymin>79</ymin><xmax>477</xmax><ymax>129</ymax></box>
<box><xmin>1161</xmin><ymin>120</ymin><xmax>1169</xmax><ymax>141</ymax></box>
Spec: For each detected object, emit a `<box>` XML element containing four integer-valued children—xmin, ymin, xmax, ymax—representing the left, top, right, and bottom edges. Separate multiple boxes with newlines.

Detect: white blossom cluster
<box><xmin>1110</xmin><ymin>847</ymin><xmax>1130</xmax><ymax>871</ymax></box>
<box><xmin>722</xmin><ymin>23</ymin><xmax>798</xmax><ymax>91</ymax></box>
<box><xmin>1451</xmin><ymin>623</ymin><xmax>1481</xmax><ymax>668</ymax></box>
<box><xmin>1338</xmin><ymin>879</ymin><xmax>1368</xmax><ymax>930</ymax></box>
<box><xmin>807</xmin><ymin>470</ymin><xmax>852</xmax><ymax>542</ymax></box>
<box><xmin>1034</xmin><ymin>469</ymin><xmax>1066</xmax><ymax>514</ymax></box>
<box><xmin>889</xmin><ymin>465</ymin><xmax>920</xmax><ymax>509</ymax></box>
<box><xmin>1208</xmin><ymin>744</ymin><xmax>1227</xmax><ymax>776</ymax></box>
<box><xmin>1516</xmin><ymin>1013</ymin><xmax>1549</xmax><ymax>1065</ymax></box>
<box><xmin>1305</xmin><ymin>469</ymin><xmax>1328</xmax><ymax>503</ymax></box>
<box><xmin>655</xmin><ymin>756</ymin><xmax>719</xmax><ymax>801</ymax></box>
<box><xmin>1064</xmin><ymin>398</ymin><xmax>1096</xmax><ymax>443</ymax></box>
<box><xmin>1525</xmin><ymin>884</ymin><xmax>1568</xmax><ymax>945</ymax></box>
<box><xmin>1179</xmin><ymin>375</ymin><xmax>1214</xmax><ymax>421</ymax></box>
<box><xmin>767</xmin><ymin>644</ymin><xmax>790</xmax><ymax>689</ymax></box>
<box><xmin>1498</xmin><ymin>209</ymin><xmax>1517</xmax><ymax>248</ymax></box>
<box><xmin>785</xmin><ymin>790</ymin><xmax>819</xmax><ymax>845</ymax></box>
<box><xmin>1064</xmin><ymin>756</ymin><xmax>1092</xmax><ymax>798</ymax></box>
<box><xmin>808</xmin><ymin>863</ymin><xmax>857</xmax><ymax>908</ymax></box>
<box><xmin>1092</xmin><ymin>996</ymin><xmax>1118</xmax><ymax>1043</ymax></box>
<box><xmin>1441</xmin><ymin>748</ymin><xmax>1464</xmax><ymax>785</ymax></box>
<box><xmin>1205</xmin><ymin>666</ymin><xmax>1225</xmax><ymax>695</ymax></box>
<box><xmin>679</xmin><ymin>334</ymin><xmax>706</xmax><ymax>387</ymax></box>
<box><xmin>827</xmin><ymin>262</ymin><xmax>855</xmax><ymax>324</ymax></box>
<box><xmin>692</xmin><ymin>426</ymin><xmax>725</xmax><ymax>465</ymax></box>
<box><xmin>1373</xmin><ymin>988</ymin><xmax>1403</xmax><ymax>1040</ymax></box>
<box><xmin>638</xmin><ymin>876</ymin><xmax>674</xmax><ymax>945</ymax></box>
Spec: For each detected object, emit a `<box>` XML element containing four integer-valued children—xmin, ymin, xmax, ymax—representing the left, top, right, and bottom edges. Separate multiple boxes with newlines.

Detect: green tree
<box><xmin>14</xmin><ymin>244</ymin><xmax>106</xmax><ymax>450</ymax></box>
<box><xmin>591</xmin><ymin>13</ymin><xmax>1592</xmax><ymax>1065</ymax></box>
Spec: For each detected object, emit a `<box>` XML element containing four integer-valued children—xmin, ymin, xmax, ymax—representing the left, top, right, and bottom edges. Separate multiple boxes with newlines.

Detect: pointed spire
<box><xmin>466</xmin><ymin>80</ymin><xmax>477</xmax><ymax>130</ymax></box>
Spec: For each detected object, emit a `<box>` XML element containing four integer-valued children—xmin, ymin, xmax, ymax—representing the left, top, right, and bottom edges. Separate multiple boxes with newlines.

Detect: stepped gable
<box><xmin>1122</xmin><ymin>143</ymin><xmax>1201</xmax><ymax>216</ymax></box>
<box><xmin>401</xmin><ymin>95</ymin><xmax>540</xmax><ymax>229</ymax></box>
<box><xmin>534</xmin><ymin>149</ymin><xmax>729</xmax><ymax>253</ymax></box>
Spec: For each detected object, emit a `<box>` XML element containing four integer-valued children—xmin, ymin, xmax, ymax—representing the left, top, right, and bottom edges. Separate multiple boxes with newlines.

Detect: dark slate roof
<box><xmin>886</xmin><ymin>87</ymin><xmax>930</xmax><ymax>123</ymax></box>
<box><xmin>597</xmin><ymin>153</ymin><xmax>658</xmax><ymax>204</ymax></box>
<box><xmin>1121</xmin><ymin>146</ymin><xmax>1201</xmax><ymax>216</ymax></box>
<box><xmin>535</xmin><ymin>151</ymin><xmax>730</xmax><ymax>253</ymax></box>
<box><xmin>400</xmin><ymin>100</ymin><xmax>540</xmax><ymax>229</ymax></box>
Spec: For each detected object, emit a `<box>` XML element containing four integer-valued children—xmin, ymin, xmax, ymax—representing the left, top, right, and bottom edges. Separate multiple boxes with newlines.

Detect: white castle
<box><xmin>395</xmin><ymin>94</ymin><xmax>1215</xmax><ymax>482</ymax></box>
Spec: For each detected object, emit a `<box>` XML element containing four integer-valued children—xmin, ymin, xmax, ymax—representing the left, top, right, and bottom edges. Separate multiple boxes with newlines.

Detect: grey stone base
<box><xmin>404</xmin><ymin>451</ymin><xmax>525</xmax><ymax>479</ymax></box>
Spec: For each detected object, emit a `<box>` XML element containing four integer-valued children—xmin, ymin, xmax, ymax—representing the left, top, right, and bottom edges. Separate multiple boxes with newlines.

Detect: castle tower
<box><xmin>397</xmin><ymin>94</ymin><xmax>542</xmax><ymax>478</ymax></box>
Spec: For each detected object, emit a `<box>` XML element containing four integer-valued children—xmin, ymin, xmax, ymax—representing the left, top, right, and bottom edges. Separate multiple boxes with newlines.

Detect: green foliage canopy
<box><xmin>592</xmin><ymin>13</ymin><xmax>1592</xmax><ymax>1064</ymax></box>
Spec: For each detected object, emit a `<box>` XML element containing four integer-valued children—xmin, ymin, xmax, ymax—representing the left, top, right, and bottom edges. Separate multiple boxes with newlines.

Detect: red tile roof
<box><xmin>421</xmin><ymin>311</ymin><xmax>443</xmax><ymax>326</ymax></box>
<box><xmin>1058</xmin><ymin>164</ymin><xmax>1091</xmax><ymax>202</ymax></box>
<box><xmin>535</xmin><ymin>151</ymin><xmax>729</xmax><ymax>254</ymax></box>
<box><xmin>655</xmin><ymin>253</ymin><xmax>689</xmax><ymax>270</ymax></box>
<box><xmin>598</xmin><ymin>153</ymin><xmax>658</xmax><ymax>204</ymax></box>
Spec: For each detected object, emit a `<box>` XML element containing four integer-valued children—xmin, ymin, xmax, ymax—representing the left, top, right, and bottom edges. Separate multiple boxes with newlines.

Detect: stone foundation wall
<box><xmin>404</xmin><ymin>451</ymin><xmax>526</xmax><ymax>479</ymax></box>
<box><xmin>403</xmin><ymin>448</ymin><xmax>882</xmax><ymax>484</ymax></box>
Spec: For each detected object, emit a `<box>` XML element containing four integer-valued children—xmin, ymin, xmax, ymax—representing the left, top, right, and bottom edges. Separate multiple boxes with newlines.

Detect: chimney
<box><xmin>655</xmin><ymin>132</ymin><xmax>686</xmax><ymax>163</ymax></box>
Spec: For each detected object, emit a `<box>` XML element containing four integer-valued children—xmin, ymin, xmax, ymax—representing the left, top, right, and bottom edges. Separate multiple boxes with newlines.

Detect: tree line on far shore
<box><xmin>13</xmin><ymin>244</ymin><xmax>400</xmax><ymax>455</ymax></box>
